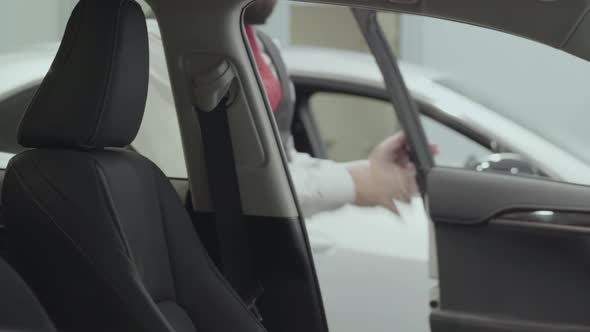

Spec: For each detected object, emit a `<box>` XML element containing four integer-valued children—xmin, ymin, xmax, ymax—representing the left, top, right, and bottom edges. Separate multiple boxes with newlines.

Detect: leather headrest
<box><xmin>18</xmin><ymin>0</ymin><xmax>149</xmax><ymax>149</ymax></box>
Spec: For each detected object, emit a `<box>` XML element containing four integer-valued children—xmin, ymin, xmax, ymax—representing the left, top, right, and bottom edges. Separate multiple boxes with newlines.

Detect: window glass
<box><xmin>0</xmin><ymin>1</ymin><xmax>75</xmax><ymax>169</ymax></box>
<box><xmin>0</xmin><ymin>152</ymin><xmax>12</xmax><ymax>169</ymax></box>
<box><xmin>0</xmin><ymin>2</ymin><xmax>186</xmax><ymax>178</ymax></box>
<box><xmin>290</xmin><ymin>3</ymin><xmax>400</xmax><ymax>54</ymax></box>
<box><xmin>420</xmin><ymin>116</ymin><xmax>491</xmax><ymax>169</ymax></box>
<box><xmin>310</xmin><ymin>92</ymin><xmax>494</xmax><ymax>169</ymax></box>
<box><xmin>310</xmin><ymin>93</ymin><xmax>400</xmax><ymax>162</ymax></box>
<box><xmin>398</xmin><ymin>13</ymin><xmax>590</xmax><ymax>185</ymax></box>
<box><xmin>0</xmin><ymin>87</ymin><xmax>38</xmax><ymax>157</ymax></box>
<box><xmin>132</xmin><ymin>16</ymin><xmax>187</xmax><ymax>179</ymax></box>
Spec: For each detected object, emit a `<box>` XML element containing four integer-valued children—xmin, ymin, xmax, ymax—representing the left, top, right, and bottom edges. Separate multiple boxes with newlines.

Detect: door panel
<box><xmin>431</xmin><ymin>310</ymin><xmax>589</xmax><ymax>332</ymax></box>
<box><xmin>429</xmin><ymin>167</ymin><xmax>590</xmax><ymax>225</ymax></box>
<box><xmin>428</xmin><ymin>167</ymin><xmax>590</xmax><ymax>331</ymax></box>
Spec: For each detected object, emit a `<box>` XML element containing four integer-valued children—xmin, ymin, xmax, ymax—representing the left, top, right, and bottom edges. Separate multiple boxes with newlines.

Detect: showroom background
<box><xmin>3</xmin><ymin>1</ymin><xmax>590</xmax><ymax>163</ymax></box>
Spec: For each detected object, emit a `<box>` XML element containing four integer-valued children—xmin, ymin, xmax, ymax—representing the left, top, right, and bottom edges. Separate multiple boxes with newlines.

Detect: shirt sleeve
<box><xmin>288</xmin><ymin>150</ymin><xmax>356</xmax><ymax>217</ymax></box>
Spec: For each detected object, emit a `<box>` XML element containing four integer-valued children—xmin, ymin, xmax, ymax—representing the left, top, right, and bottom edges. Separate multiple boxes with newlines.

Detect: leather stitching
<box><xmin>89</xmin><ymin>153</ymin><xmax>177</xmax><ymax>331</ymax></box>
<box><xmin>17</xmin><ymin>2</ymin><xmax>84</xmax><ymax>143</ymax></box>
<box><xmin>88</xmin><ymin>0</ymin><xmax>126</xmax><ymax>146</ymax></box>
<box><xmin>92</xmin><ymin>158</ymin><xmax>134</xmax><ymax>259</ymax></box>
<box><xmin>152</xmin><ymin>164</ymin><xmax>180</xmax><ymax>304</ymax></box>
<box><xmin>151</xmin><ymin>162</ymin><xmax>197</xmax><ymax>329</ymax></box>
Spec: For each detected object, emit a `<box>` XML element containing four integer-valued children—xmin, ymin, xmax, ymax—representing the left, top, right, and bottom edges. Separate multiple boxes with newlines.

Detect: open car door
<box><xmin>354</xmin><ymin>6</ymin><xmax>590</xmax><ymax>332</ymax></box>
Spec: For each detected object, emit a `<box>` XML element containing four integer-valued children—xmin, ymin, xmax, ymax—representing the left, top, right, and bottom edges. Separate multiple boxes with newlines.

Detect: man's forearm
<box><xmin>289</xmin><ymin>152</ymin><xmax>356</xmax><ymax>217</ymax></box>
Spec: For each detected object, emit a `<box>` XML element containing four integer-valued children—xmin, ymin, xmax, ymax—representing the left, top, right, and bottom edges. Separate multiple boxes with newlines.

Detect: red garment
<box><xmin>245</xmin><ymin>25</ymin><xmax>283</xmax><ymax>113</ymax></box>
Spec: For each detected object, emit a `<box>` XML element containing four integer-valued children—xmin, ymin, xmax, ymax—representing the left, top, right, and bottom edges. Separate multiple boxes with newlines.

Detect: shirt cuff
<box><xmin>315</xmin><ymin>163</ymin><xmax>356</xmax><ymax>212</ymax></box>
<box><xmin>289</xmin><ymin>158</ymin><xmax>356</xmax><ymax>217</ymax></box>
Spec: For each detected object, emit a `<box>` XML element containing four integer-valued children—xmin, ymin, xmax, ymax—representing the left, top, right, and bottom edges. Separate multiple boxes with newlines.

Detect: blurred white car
<box><xmin>1</xmin><ymin>44</ymin><xmax>590</xmax><ymax>332</ymax></box>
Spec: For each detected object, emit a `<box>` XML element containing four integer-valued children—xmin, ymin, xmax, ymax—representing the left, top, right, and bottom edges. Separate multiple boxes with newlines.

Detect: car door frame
<box><xmin>348</xmin><ymin>6</ymin><xmax>590</xmax><ymax>332</ymax></box>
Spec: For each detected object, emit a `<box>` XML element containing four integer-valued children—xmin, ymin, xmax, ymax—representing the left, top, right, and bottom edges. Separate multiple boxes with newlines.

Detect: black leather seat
<box><xmin>0</xmin><ymin>257</ymin><xmax>55</xmax><ymax>332</ymax></box>
<box><xmin>1</xmin><ymin>1</ymin><xmax>267</xmax><ymax>331</ymax></box>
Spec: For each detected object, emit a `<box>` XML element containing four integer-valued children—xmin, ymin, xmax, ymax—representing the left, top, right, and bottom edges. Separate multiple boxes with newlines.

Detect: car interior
<box><xmin>4</xmin><ymin>0</ymin><xmax>590</xmax><ymax>332</ymax></box>
<box><xmin>0</xmin><ymin>1</ymin><xmax>324</xmax><ymax>332</ymax></box>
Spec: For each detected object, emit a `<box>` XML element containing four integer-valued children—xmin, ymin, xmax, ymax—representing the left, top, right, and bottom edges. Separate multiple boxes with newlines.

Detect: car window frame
<box><xmin>291</xmin><ymin>74</ymin><xmax>499</xmax><ymax>155</ymax></box>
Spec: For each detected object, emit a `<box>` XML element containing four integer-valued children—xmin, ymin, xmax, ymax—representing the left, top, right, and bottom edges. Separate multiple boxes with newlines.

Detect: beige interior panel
<box><xmin>146</xmin><ymin>0</ymin><xmax>299</xmax><ymax>217</ymax></box>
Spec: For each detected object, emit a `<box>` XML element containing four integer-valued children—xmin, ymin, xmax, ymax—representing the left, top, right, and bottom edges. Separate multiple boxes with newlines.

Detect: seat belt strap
<box><xmin>195</xmin><ymin>94</ymin><xmax>264</xmax><ymax>320</ymax></box>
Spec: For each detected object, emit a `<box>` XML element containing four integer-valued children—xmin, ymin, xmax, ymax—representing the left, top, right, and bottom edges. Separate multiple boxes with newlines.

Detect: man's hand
<box><xmin>347</xmin><ymin>132</ymin><xmax>419</xmax><ymax>214</ymax></box>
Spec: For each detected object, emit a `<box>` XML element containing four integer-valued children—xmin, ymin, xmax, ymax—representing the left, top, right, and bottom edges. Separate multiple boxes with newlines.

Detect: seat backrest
<box><xmin>0</xmin><ymin>257</ymin><xmax>55</xmax><ymax>332</ymax></box>
<box><xmin>1</xmin><ymin>1</ymin><xmax>266</xmax><ymax>331</ymax></box>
